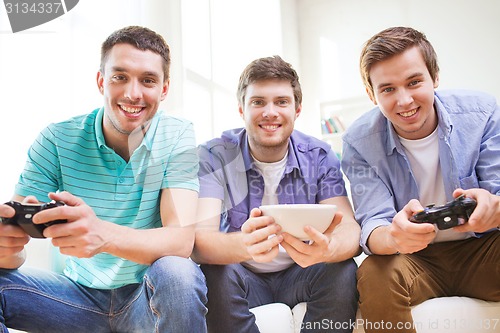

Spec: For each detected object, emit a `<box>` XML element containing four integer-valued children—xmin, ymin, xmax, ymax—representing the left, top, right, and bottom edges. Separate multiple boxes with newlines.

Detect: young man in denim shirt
<box><xmin>341</xmin><ymin>26</ymin><xmax>500</xmax><ymax>333</ymax></box>
<box><xmin>193</xmin><ymin>56</ymin><xmax>360</xmax><ymax>333</ymax></box>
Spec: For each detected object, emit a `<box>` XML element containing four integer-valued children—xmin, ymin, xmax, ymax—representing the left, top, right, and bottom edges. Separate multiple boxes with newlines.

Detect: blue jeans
<box><xmin>0</xmin><ymin>256</ymin><xmax>207</xmax><ymax>333</ymax></box>
<box><xmin>201</xmin><ymin>259</ymin><xmax>358</xmax><ymax>333</ymax></box>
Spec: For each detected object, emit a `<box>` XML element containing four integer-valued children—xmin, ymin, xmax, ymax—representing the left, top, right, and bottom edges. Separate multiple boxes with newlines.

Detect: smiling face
<box><xmin>97</xmin><ymin>43</ymin><xmax>169</xmax><ymax>148</ymax></box>
<box><xmin>239</xmin><ymin>79</ymin><xmax>301</xmax><ymax>162</ymax></box>
<box><xmin>369</xmin><ymin>46</ymin><xmax>439</xmax><ymax>140</ymax></box>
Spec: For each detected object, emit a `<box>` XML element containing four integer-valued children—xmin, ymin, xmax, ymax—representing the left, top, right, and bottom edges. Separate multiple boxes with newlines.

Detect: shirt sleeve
<box><xmin>341</xmin><ymin>140</ymin><xmax>397</xmax><ymax>254</ymax></box>
<box><xmin>15</xmin><ymin>125</ymin><xmax>61</xmax><ymax>202</ymax></box>
<box><xmin>316</xmin><ymin>148</ymin><xmax>347</xmax><ymax>201</ymax></box>
<box><xmin>197</xmin><ymin>144</ymin><xmax>228</xmax><ymax>201</ymax></box>
<box><xmin>162</xmin><ymin>121</ymin><xmax>199</xmax><ymax>192</ymax></box>
<box><xmin>476</xmin><ymin>99</ymin><xmax>500</xmax><ymax>196</ymax></box>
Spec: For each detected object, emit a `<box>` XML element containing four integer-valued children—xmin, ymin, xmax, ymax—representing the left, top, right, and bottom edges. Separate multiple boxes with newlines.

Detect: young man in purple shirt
<box><xmin>193</xmin><ymin>56</ymin><xmax>361</xmax><ymax>333</ymax></box>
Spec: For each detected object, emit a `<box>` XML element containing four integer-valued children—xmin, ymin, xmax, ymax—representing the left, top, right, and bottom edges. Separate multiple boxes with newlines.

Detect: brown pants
<box><xmin>357</xmin><ymin>231</ymin><xmax>500</xmax><ymax>333</ymax></box>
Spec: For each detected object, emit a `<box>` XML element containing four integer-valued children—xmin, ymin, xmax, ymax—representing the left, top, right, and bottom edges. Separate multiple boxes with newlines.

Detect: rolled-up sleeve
<box><xmin>341</xmin><ymin>140</ymin><xmax>398</xmax><ymax>254</ymax></box>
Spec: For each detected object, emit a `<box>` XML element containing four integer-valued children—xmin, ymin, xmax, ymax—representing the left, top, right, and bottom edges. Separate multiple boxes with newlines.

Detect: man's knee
<box><xmin>357</xmin><ymin>255</ymin><xmax>408</xmax><ymax>292</ymax></box>
<box><xmin>334</xmin><ymin>258</ymin><xmax>358</xmax><ymax>280</ymax></box>
<box><xmin>146</xmin><ymin>256</ymin><xmax>205</xmax><ymax>290</ymax></box>
<box><xmin>320</xmin><ymin>260</ymin><xmax>358</xmax><ymax>301</ymax></box>
<box><xmin>201</xmin><ymin>264</ymin><xmax>243</xmax><ymax>283</ymax></box>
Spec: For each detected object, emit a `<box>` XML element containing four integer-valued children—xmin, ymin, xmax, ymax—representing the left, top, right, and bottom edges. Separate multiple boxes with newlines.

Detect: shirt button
<box><xmin>118</xmin><ymin>178</ymin><xmax>124</xmax><ymax>183</ymax></box>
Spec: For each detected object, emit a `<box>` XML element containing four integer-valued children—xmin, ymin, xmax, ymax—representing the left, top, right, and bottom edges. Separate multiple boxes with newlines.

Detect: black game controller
<box><xmin>409</xmin><ymin>194</ymin><xmax>477</xmax><ymax>230</ymax></box>
<box><xmin>1</xmin><ymin>201</ymin><xmax>67</xmax><ymax>238</ymax></box>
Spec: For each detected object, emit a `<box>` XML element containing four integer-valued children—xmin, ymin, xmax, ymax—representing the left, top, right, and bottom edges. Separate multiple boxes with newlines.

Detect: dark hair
<box><xmin>100</xmin><ymin>26</ymin><xmax>171</xmax><ymax>82</ymax></box>
<box><xmin>360</xmin><ymin>26</ymin><xmax>439</xmax><ymax>99</ymax></box>
<box><xmin>237</xmin><ymin>55</ymin><xmax>302</xmax><ymax>109</ymax></box>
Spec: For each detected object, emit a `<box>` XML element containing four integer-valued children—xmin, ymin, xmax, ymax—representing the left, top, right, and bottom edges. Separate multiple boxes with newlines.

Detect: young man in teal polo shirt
<box><xmin>0</xmin><ymin>26</ymin><xmax>207</xmax><ymax>332</ymax></box>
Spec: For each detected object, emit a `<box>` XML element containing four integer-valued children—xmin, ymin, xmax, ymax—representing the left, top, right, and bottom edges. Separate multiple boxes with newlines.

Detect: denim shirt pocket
<box><xmin>459</xmin><ymin>173</ymin><xmax>479</xmax><ymax>190</ymax></box>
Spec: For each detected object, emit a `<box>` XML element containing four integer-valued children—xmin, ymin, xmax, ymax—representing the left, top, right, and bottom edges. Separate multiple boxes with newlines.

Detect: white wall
<box><xmin>0</xmin><ymin>0</ymin><xmax>179</xmax><ymax>268</ymax></box>
<box><xmin>0</xmin><ymin>0</ymin><xmax>291</xmax><ymax>268</ymax></box>
<box><xmin>295</xmin><ymin>0</ymin><xmax>500</xmax><ymax>136</ymax></box>
<box><xmin>2</xmin><ymin>0</ymin><xmax>499</xmax><ymax>201</ymax></box>
<box><xmin>1</xmin><ymin>0</ymin><xmax>499</xmax><ymax>268</ymax></box>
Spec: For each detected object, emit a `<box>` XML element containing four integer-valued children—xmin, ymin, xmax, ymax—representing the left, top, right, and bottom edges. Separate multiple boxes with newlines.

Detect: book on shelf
<box><xmin>321</xmin><ymin>115</ymin><xmax>346</xmax><ymax>134</ymax></box>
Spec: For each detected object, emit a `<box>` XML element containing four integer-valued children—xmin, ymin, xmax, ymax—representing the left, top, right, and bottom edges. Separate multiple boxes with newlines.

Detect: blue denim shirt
<box><xmin>198</xmin><ymin>128</ymin><xmax>347</xmax><ymax>232</ymax></box>
<box><xmin>341</xmin><ymin>90</ymin><xmax>500</xmax><ymax>254</ymax></box>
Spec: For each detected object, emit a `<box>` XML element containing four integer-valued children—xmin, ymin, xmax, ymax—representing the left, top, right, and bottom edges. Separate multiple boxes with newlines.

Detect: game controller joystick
<box><xmin>1</xmin><ymin>201</ymin><xmax>67</xmax><ymax>238</ymax></box>
<box><xmin>409</xmin><ymin>194</ymin><xmax>477</xmax><ymax>230</ymax></box>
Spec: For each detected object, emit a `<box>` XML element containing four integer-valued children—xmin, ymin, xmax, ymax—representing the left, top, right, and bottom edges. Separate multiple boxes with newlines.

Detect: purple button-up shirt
<box><xmin>198</xmin><ymin>128</ymin><xmax>347</xmax><ymax>232</ymax></box>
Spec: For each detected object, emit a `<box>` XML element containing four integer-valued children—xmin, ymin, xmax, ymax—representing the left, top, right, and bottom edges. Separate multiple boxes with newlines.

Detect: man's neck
<box><xmin>105</xmin><ymin>124</ymin><xmax>149</xmax><ymax>162</ymax></box>
<box><xmin>249</xmin><ymin>142</ymin><xmax>289</xmax><ymax>163</ymax></box>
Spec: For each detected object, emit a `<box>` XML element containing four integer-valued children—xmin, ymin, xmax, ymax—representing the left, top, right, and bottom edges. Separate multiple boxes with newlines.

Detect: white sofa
<box><xmin>250</xmin><ymin>254</ymin><xmax>500</xmax><ymax>333</ymax></box>
<box><xmin>251</xmin><ymin>302</ymin><xmax>306</xmax><ymax>333</ymax></box>
<box><xmin>251</xmin><ymin>297</ymin><xmax>500</xmax><ymax>333</ymax></box>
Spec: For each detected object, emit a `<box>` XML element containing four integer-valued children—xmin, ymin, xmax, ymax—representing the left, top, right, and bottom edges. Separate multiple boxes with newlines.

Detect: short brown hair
<box><xmin>360</xmin><ymin>27</ymin><xmax>439</xmax><ymax>99</ymax></box>
<box><xmin>100</xmin><ymin>26</ymin><xmax>171</xmax><ymax>82</ymax></box>
<box><xmin>237</xmin><ymin>56</ymin><xmax>302</xmax><ymax>109</ymax></box>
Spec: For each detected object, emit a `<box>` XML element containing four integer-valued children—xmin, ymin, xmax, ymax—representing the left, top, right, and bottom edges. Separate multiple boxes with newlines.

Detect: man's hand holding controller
<box><xmin>1</xmin><ymin>199</ymin><xmax>67</xmax><ymax>238</ymax></box>
<box><xmin>0</xmin><ymin>196</ymin><xmax>38</xmax><ymax>267</ymax></box>
<box><xmin>383</xmin><ymin>200</ymin><xmax>436</xmax><ymax>255</ymax></box>
<box><xmin>409</xmin><ymin>194</ymin><xmax>477</xmax><ymax>230</ymax></box>
<box><xmin>451</xmin><ymin>188</ymin><xmax>500</xmax><ymax>233</ymax></box>
<box><xmin>1</xmin><ymin>192</ymin><xmax>108</xmax><ymax>260</ymax></box>
<box><xmin>409</xmin><ymin>189</ymin><xmax>500</xmax><ymax>233</ymax></box>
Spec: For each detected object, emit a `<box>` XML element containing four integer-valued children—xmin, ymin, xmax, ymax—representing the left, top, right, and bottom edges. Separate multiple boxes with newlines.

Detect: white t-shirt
<box><xmin>242</xmin><ymin>153</ymin><xmax>295</xmax><ymax>273</ymax></box>
<box><xmin>399</xmin><ymin>128</ymin><xmax>472</xmax><ymax>243</ymax></box>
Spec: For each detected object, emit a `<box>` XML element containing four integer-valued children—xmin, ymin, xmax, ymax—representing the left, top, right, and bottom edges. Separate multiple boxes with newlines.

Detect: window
<box><xmin>0</xmin><ymin>0</ymin><xmax>145</xmax><ymax>200</ymax></box>
<box><xmin>181</xmin><ymin>0</ymin><xmax>283</xmax><ymax>144</ymax></box>
<box><xmin>0</xmin><ymin>0</ymin><xmax>285</xmax><ymax>201</ymax></box>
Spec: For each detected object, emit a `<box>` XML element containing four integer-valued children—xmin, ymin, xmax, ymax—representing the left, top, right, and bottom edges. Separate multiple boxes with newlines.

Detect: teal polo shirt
<box><xmin>16</xmin><ymin>108</ymin><xmax>199</xmax><ymax>289</ymax></box>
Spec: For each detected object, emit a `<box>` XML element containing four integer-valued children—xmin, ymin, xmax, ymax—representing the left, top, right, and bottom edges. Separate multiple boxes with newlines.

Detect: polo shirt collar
<box><xmin>140</xmin><ymin>112</ymin><xmax>161</xmax><ymax>151</ymax></box>
<box><xmin>94</xmin><ymin>107</ymin><xmax>160</xmax><ymax>152</ymax></box>
<box><xmin>95</xmin><ymin>107</ymin><xmax>107</xmax><ymax>149</ymax></box>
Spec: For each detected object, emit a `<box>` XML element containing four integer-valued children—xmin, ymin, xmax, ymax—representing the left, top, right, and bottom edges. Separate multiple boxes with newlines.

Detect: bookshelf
<box><xmin>320</xmin><ymin>96</ymin><xmax>373</xmax><ymax>156</ymax></box>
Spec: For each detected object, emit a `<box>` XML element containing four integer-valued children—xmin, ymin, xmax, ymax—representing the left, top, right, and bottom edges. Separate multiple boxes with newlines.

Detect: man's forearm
<box><xmin>101</xmin><ymin>223</ymin><xmax>195</xmax><ymax>265</ymax></box>
<box><xmin>366</xmin><ymin>225</ymin><xmax>398</xmax><ymax>255</ymax></box>
<box><xmin>192</xmin><ymin>231</ymin><xmax>251</xmax><ymax>265</ymax></box>
<box><xmin>0</xmin><ymin>249</ymin><xmax>26</xmax><ymax>269</ymax></box>
<box><xmin>328</xmin><ymin>222</ymin><xmax>362</xmax><ymax>262</ymax></box>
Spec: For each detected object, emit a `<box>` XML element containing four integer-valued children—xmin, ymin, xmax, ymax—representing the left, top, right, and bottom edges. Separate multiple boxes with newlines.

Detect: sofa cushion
<box><xmin>250</xmin><ymin>303</ymin><xmax>295</xmax><ymax>333</ymax></box>
<box><xmin>252</xmin><ymin>298</ymin><xmax>500</xmax><ymax>333</ymax></box>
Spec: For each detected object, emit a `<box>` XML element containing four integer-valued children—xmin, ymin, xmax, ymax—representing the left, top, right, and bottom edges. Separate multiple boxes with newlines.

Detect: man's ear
<box><xmin>295</xmin><ymin>104</ymin><xmax>302</xmax><ymax>119</ymax></box>
<box><xmin>238</xmin><ymin>105</ymin><xmax>245</xmax><ymax>120</ymax></box>
<box><xmin>161</xmin><ymin>79</ymin><xmax>170</xmax><ymax>101</ymax></box>
<box><xmin>366</xmin><ymin>87</ymin><xmax>377</xmax><ymax>105</ymax></box>
<box><xmin>433</xmin><ymin>74</ymin><xmax>440</xmax><ymax>89</ymax></box>
<box><xmin>96</xmin><ymin>71</ymin><xmax>104</xmax><ymax>95</ymax></box>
